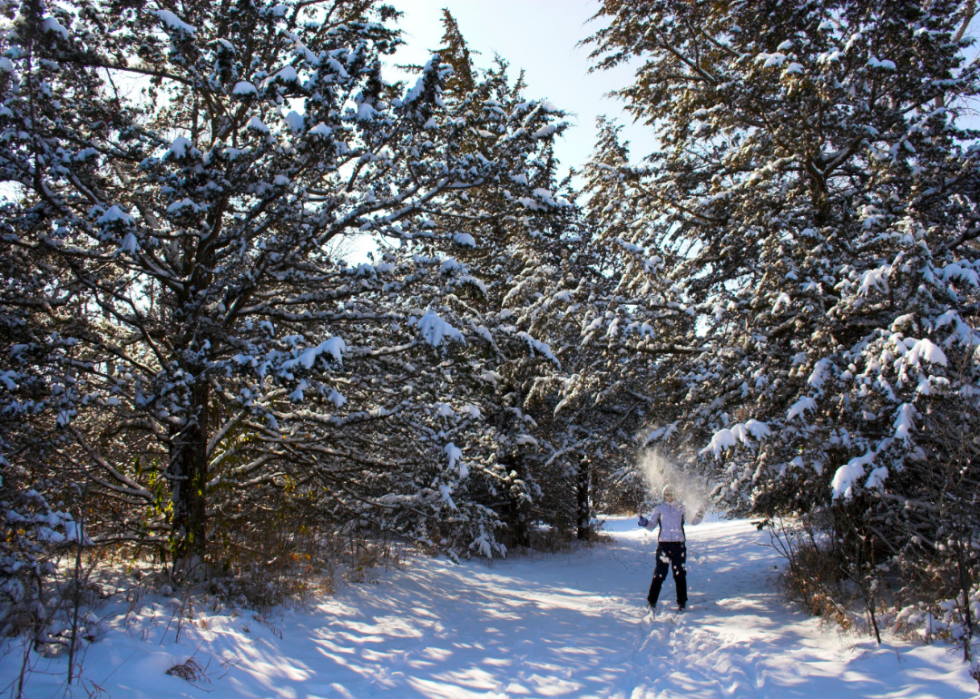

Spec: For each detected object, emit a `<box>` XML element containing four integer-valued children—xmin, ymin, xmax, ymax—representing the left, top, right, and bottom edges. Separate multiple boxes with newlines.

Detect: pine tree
<box><xmin>393</xmin><ymin>13</ymin><xmax>580</xmax><ymax>548</ymax></box>
<box><xmin>0</xmin><ymin>0</ymin><xmax>568</xmax><ymax>571</ymax></box>
<box><xmin>584</xmin><ymin>0</ymin><xmax>980</xmax><ymax>550</ymax></box>
<box><xmin>434</xmin><ymin>9</ymin><xmax>477</xmax><ymax>94</ymax></box>
<box><xmin>396</xmin><ymin>13</ymin><xmax>648</xmax><ymax>545</ymax></box>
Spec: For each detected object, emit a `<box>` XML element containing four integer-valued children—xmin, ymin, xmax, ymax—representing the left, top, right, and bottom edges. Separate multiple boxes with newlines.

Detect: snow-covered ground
<box><xmin>3</xmin><ymin>517</ymin><xmax>976</xmax><ymax>698</ymax></box>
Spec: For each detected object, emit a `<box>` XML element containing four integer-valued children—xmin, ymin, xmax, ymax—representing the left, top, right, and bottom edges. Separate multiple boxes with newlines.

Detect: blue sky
<box><xmin>386</xmin><ymin>0</ymin><xmax>658</xmax><ymax>177</ymax></box>
<box><xmin>385</xmin><ymin>2</ymin><xmax>980</xmax><ymax>176</ymax></box>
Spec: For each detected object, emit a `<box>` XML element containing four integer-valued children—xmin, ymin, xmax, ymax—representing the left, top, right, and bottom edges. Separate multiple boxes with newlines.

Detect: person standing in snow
<box><xmin>638</xmin><ymin>484</ymin><xmax>704</xmax><ymax>612</ymax></box>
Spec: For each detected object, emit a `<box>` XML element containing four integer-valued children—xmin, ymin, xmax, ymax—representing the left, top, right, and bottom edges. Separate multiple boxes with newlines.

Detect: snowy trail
<box><xmin>4</xmin><ymin>517</ymin><xmax>976</xmax><ymax>698</ymax></box>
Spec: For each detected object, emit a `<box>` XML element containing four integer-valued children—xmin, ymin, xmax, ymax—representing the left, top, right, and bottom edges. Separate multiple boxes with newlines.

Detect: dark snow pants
<box><xmin>647</xmin><ymin>541</ymin><xmax>687</xmax><ymax>608</ymax></box>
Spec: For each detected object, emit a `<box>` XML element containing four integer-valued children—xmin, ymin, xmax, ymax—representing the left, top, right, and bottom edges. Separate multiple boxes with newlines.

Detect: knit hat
<box><xmin>662</xmin><ymin>484</ymin><xmax>676</xmax><ymax>499</ymax></box>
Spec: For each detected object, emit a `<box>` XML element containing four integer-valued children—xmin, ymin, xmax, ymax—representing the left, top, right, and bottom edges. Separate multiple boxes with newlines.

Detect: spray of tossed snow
<box><xmin>636</xmin><ymin>448</ymin><xmax>711</xmax><ymax>517</ymax></box>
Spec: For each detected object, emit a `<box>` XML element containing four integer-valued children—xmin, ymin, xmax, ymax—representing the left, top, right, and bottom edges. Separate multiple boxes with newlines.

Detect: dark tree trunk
<box><xmin>577</xmin><ymin>460</ymin><xmax>591</xmax><ymax>541</ymax></box>
<box><xmin>512</xmin><ymin>507</ymin><xmax>531</xmax><ymax>548</ymax></box>
<box><xmin>501</xmin><ymin>454</ymin><xmax>532</xmax><ymax>548</ymax></box>
<box><xmin>169</xmin><ymin>380</ymin><xmax>209</xmax><ymax>576</ymax></box>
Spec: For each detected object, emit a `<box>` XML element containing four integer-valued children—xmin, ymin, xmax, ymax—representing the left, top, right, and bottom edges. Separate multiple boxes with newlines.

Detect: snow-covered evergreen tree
<box><xmin>0</xmin><ymin>0</ymin><xmax>568</xmax><ymax>570</ymax></box>
<box><xmin>399</xmin><ymin>12</ymin><xmax>659</xmax><ymax>545</ymax></box>
<box><xmin>584</xmin><ymin>0</ymin><xmax>980</xmax><ymax>534</ymax></box>
<box><xmin>0</xmin><ymin>215</ymin><xmax>94</xmax><ymax>642</ymax></box>
<box><xmin>389</xmin><ymin>11</ymin><xmax>578</xmax><ymax>548</ymax></box>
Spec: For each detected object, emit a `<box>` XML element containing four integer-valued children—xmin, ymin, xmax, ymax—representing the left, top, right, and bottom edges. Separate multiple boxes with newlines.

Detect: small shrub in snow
<box><xmin>166</xmin><ymin>655</ymin><xmax>210</xmax><ymax>683</ymax></box>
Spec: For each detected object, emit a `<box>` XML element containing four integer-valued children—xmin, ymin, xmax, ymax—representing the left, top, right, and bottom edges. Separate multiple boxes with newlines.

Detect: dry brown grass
<box><xmin>767</xmin><ymin>518</ymin><xmax>862</xmax><ymax>631</ymax></box>
<box><xmin>775</xmin><ymin>537</ymin><xmax>855</xmax><ymax>630</ymax></box>
<box><xmin>166</xmin><ymin>656</ymin><xmax>210</xmax><ymax>683</ymax></box>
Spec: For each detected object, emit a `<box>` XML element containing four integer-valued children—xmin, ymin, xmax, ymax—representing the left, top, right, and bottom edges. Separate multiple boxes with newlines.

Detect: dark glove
<box><xmin>638</xmin><ymin>515</ymin><xmax>649</xmax><ymax>527</ymax></box>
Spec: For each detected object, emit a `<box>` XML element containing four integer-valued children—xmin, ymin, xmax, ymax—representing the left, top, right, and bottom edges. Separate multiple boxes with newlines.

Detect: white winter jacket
<box><xmin>642</xmin><ymin>502</ymin><xmax>703</xmax><ymax>542</ymax></box>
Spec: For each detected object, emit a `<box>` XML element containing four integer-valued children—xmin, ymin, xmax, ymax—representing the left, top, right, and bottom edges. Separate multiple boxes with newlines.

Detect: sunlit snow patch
<box><xmin>119</xmin><ymin>233</ymin><xmax>139</xmax><ymax>254</ymax></box>
<box><xmin>271</xmin><ymin>66</ymin><xmax>299</xmax><ymax>83</ymax></box>
<box><xmin>285</xmin><ymin>111</ymin><xmax>305</xmax><ymax>132</ymax></box>
<box><xmin>787</xmin><ymin>396</ymin><xmax>817</xmax><ymax>420</ymax></box>
<box><xmin>232</xmin><ymin>81</ymin><xmax>258</xmax><ymax>96</ymax></box>
<box><xmin>444</xmin><ymin>443</ymin><xmax>467</xmax><ymax>478</ymax></box>
<box><xmin>42</xmin><ymin>16</ymin><xmax>69</xmax><ymax>39</ymax></box>
<box><xmin>831</xmin><ymin>451</ymin><xmax>876</xmax><ymax>499</ymax></box>
<box><xmin>700</xmin><ymin>420</ymin><xmax>770</xmax><ymax>458</ymax></box>
<box><xmin>903</xmin><ymin>338</ymin><xmax>947</xmax><ymax>368</ymax></box>
<box><xmin>98</xmin><ymin>205</ymin><xmax>135</xmax><ymax>226</ymax></box>
<box><xmin>247</xmin><ymin>116</ymin><xmax>270</xmax><ymax>134</ymax></box>
<box><xmin>893</xmin><ymin>402</ymin><xmax>917</xmax><ymax>441</ymax></box>
<box><xmin>416</xmin><ymin>311</ymin><xmax>465</xmax><ymax>347</ymax></box>
<box><xmin>168</xmin><ymin>136</ymin><xmax>194</xmax><ymax>158</ymax></box>
<box><xmin>515</xmin><ymin>331</ymin><xmax>559</xmax><ymax>367</ymax></box>
<box><xmin>154</xmin><ymin>9</ymin><xmax>196</xmax><ymax>36</ymax></box>
<box><xmin>867</xmin><ymin>56</ymin><xmax>896</xmax><ymax>70</ymax></box>
<box><xmin>282</xmin><ymin>337</ymin><xmax>346</xmax><ymax>371</ymax></box>
<box><xmin>453</xmin><ymin>232</ymin><xmax>476</xmax><ymax>247</ymax></box>
<box><xmin>308</xmin><ymin>123</ymin><xmax>332</xmax><ymax>138</ymax></box>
